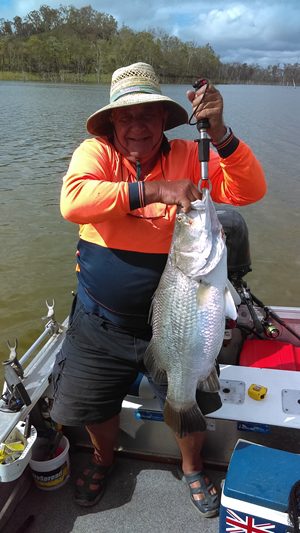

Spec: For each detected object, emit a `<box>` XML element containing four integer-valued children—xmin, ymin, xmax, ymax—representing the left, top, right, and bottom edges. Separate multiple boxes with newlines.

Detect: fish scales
<box><xmin>144</xmin><ymin>188</ymin><xmax>237</xmax><ymax>437</ymax></box>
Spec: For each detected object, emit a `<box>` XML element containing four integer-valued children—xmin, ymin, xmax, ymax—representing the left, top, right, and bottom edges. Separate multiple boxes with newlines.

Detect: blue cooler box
<box><xmin>219</xmin><ymin>439</ymin><xmax>300</xmax><ymax>532</ymax></box>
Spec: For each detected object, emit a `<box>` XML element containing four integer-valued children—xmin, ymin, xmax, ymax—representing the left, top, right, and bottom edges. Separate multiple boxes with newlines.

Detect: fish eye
<box><xmin>176</xmin><ymin>212</ymin><xmax>190</xmax><ymax>222</ymax></box>
<box><xmin>176</xmin><ymin>213</ymin><xmax>193</xmax><ymax>227</ymax></box>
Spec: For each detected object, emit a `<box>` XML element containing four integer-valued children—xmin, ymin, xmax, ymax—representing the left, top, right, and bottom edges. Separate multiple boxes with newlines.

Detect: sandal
<box><xmin>184</xmin><ymin>471</ymin><xmax>219</xmax><ymax>518</ymax></box>
<box><xmin>74</xmin><ymin>461</ymin><xmax>114</xmax><ymax>507</ymax></box>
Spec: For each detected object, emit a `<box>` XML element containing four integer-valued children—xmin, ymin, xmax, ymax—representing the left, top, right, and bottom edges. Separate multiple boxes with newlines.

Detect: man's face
<box><xmin>111</xmin><ymin>103</ymin><xmax>166</xmax><ymax>163</ymax></box>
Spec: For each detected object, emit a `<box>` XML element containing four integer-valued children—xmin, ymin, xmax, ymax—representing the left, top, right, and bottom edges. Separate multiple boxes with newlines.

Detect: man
<box><xmin>51</xmin><ymin>62</ymin><xmax>266</xmax><ymax>517</ymax></box>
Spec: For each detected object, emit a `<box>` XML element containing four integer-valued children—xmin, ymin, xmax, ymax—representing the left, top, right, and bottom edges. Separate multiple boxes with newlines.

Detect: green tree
<box><xmin>0</xmin><ymin>19</ymin><xmax>13</xmax><ymax>35</ymax></box>
<box><xmin>60</xmin><ymin>5</ymin><xmax>117</xmax><ymax>40</ymax></box>
<box><xmin>0</xmin><ymin>2</ymin><xmax>298</xmax><ymax>84</ymax></box>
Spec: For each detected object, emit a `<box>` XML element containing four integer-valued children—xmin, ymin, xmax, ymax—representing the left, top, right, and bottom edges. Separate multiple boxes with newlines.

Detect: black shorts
<box><xmin>50</xmin><ymin>297</ymin><xmax>222</xmax><ymax>426</ymax></box>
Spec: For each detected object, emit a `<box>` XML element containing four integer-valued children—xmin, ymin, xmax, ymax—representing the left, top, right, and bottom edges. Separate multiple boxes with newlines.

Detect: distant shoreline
<box><xmin>0</xmin><ymin>72</ymin><xmax>291</xmax><ymax>86</ymax></box>
<box><xmin>0</xmin><ymin>71</ymin><xmax>111</xmax><ymax>84</ymax></box>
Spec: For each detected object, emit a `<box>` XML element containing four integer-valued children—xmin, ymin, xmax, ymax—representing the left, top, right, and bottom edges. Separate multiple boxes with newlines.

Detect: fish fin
<box><xmin>226</xmin><ymin>279</ymin><xmax>241</xmax><ymax>306</ymax></box>
<box><xmin>196</xmin><ymin>281</ymin><xmax>212</xmax><ymax>306</ymax></box>
<box><xmin>143</xmin><ymin>344</ymin><xmax>167</xmax><ymax>384</ymax></box>
<box><xmin>224</xmin><ymin>285</ymin><xmax>238</xmax><ymax>320</ymax></box>
<box><xmin>198</xmin><ymin>366</ymin><xmax>220</xmax><ymax>393</ymax></box>
<box><xmin>164</xmin><ymin>400</ymin><xmax>207</xmax><ymax>437</ymax></box>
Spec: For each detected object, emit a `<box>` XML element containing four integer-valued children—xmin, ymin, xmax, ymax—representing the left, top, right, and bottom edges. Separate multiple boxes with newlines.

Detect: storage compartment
<box><xmin>219</xmin><ymin>439</ymin><xmax>300</xmax><ymax>532</ymax></box>
<box><xmin>0</xmin><ymin>422</ymin><xmax>37</xmax><ymax>482</ymax></box>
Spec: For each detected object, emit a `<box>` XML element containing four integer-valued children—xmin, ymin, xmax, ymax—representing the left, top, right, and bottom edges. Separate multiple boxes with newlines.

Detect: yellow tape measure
<box><xmin>248</xmin><ymin>384</ymin><xmax>268</xmax><ymax>400</ymax></box>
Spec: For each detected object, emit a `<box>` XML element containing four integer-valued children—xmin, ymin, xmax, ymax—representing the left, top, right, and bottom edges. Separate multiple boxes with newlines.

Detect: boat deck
<box><xmin>2</xmin><ymin>305</ymin><xmax>300</xmax><ymax>532</ymax></box>
<box><xmin>3</xmin><ymin>449</ymin><xmax>223</xmax><ymax>533</ymax></box>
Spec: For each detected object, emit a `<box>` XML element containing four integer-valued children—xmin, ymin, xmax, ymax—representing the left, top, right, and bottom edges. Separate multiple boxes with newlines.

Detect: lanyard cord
<box><xmin>136</xmin><ymin>161</ymin><xmax>141</xmax><ymax>180</ymax></box>
<box><xmin>120</xmin><ymin>154</ymin><xmax>165</xmax><ymax>182</ymax></box>
<box><xmin>188</xmin><ymin>78</ymin><xmax>209</xmax><ymax>126</ymax></box>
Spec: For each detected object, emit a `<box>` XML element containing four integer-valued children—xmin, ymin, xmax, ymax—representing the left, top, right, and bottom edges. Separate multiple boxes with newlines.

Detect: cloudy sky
<box><xmin>1</xmin><ymin>0</ymin><xmax>300</xmax><ymax>67</ymax></box>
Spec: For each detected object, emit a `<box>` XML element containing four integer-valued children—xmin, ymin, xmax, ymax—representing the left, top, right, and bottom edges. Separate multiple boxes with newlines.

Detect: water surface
<box><xmin>0</xmin><ymin>81</ymin><xmax>299</xmax><ymax>364</ymax></box>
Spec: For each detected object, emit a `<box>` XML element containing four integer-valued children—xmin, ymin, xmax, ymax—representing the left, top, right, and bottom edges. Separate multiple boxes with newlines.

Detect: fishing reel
<box><xmin>262</xmin><ymin>320</ymin><xmax>280</xmax><ymax>339</ymax></box>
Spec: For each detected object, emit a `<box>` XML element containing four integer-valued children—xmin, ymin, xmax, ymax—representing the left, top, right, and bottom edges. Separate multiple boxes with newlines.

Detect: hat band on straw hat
<box><xmin>111</xmin><ymin>84</ymin><xmax>162</xmax><ymax>103</ymax></box>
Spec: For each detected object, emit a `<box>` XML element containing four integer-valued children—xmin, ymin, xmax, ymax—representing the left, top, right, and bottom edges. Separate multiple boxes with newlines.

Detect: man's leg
<box><xmin>75</xmin><ymin>415</ymin><xmax>119</xmax><ymax>506</ymax></box>
<box><xmin>175</xmin><ymin>431</ymin><xmax>219</xmax><ymax>516</ymax></box>
<box><xmin>175</xmin><ymin>430</ymin><xmax>205</xmax><ymax>473</ymax></box>
<box><xmin>86</xmin><ymin>415</ymin><xmax>120</xmax><ymax>466</ymax></box>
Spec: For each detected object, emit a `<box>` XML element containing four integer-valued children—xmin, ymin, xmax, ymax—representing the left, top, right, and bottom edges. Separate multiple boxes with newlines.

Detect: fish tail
<box><xmin>144</xmin><ymin>345</ymin><xmax>167</xmax><ymax>384</ymax></box>
<box><xmin>198</xmin><ymin>367</ymin><xmax>220</xmax><ymax>393</ymax></box>
<box><xmin>163</xmin><ymin>400</ymin><xmax>207</xmax><ymax>437</ymax></box>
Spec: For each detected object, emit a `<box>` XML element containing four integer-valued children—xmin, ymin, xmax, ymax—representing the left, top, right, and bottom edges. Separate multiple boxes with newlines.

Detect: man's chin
<box><xmin>128</xmin><ymin>150</ymin><xmax>152</xmax><ymax>162</ymax></box>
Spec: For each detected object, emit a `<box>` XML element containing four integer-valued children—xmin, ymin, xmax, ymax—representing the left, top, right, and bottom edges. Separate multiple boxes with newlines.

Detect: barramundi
<box><xmin>144</xmin><ymin>188</ymin><xmax>239</xmax><ymax>437</ymax></box>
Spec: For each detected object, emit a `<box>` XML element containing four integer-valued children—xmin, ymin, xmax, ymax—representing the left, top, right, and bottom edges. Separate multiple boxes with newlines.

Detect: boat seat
<box><xmin>239</xmin><ymin>339</ymin><xmax>300</xmax><ymax>371</ymax></box>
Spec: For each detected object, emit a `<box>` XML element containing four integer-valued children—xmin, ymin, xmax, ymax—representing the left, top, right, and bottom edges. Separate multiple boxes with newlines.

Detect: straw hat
<box><xmin>86</xmin><ymin>62</ymin><xmax>188</xmax><ymax>136</ymax></box>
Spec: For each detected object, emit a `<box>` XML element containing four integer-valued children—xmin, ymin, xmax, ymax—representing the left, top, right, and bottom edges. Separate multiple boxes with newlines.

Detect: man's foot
<box><xmin>74</xmin><ymin>461</ymin><xmax>114</xmax><ymax>507</ymax></box>
<box><xmin>184</xmin><ymin>471</ymin><xmax>219</xmax><ymax>517</ymax></box>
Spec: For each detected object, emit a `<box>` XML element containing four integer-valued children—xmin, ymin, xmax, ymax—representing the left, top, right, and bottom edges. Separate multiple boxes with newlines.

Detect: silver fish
<box><xmin>144</xmin><ymin>188</ymin><xmax>238</xmax><ymax>437</ymax></box>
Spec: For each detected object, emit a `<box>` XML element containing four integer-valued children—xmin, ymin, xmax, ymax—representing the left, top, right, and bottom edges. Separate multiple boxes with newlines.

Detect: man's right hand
<box><xmin>144</xmin><ymin>180</ymin><xmax>202</xmax><ymax>213</ymax></box>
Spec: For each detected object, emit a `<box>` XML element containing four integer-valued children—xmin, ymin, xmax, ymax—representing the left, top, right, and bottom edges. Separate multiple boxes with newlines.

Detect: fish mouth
<box><xmin>176</xmin><ymin>211</ymin><xmax>193</xmax><ymax>225</ymax></box>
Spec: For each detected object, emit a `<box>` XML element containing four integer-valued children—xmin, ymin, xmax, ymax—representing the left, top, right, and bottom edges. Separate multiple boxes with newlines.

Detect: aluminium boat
<box><xmin>0</xmin><ymin>207</ymin><xmax>299</xmax><ymax>532</ymax></box>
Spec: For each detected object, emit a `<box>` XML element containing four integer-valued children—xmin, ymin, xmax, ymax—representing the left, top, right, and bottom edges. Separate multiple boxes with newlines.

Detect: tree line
<box><xmin>0</xmin><ymin>4</ymin><xmax>299</xmax><ymax>85</ymax></box>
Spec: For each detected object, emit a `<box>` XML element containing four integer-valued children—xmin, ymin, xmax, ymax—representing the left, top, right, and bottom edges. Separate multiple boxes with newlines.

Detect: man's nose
<box><xmin>129</xmin><ymin>113</ymin><xmax>147</xmax><ymax>124</ymax></box>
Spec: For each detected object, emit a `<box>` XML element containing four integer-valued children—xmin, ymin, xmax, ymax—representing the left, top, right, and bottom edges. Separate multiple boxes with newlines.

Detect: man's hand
<box><xmin>144</xmin><ymin>180</ymin><xmax>202</xmax><ymax>213</ymax></box>
<box><xmin>187</xmin><ymin>83</ymin><xmax>226</xmax><ymax>143</ymax></box>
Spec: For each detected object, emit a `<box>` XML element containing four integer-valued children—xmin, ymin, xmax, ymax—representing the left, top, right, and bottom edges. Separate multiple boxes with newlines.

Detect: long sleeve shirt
<box><xmin>61</xmin><ymin>135</ymin><xmax>266</xmax><ymax>331</ymax></box>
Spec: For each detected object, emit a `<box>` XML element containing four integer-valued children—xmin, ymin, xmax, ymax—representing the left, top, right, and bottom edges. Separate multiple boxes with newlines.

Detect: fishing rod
<box><xmin>189</xmin><ymin>79</ymin><xmax>264</xmax><ymax>337</ymax></box>
<box><xmin>189</xmin><ymin>78</ymin><xmax>211</xmax><ymax>186</ymax></box>
<box><xmin>250</xmin><ymin>291</ymin><xmax>300</xmax><ymax>342</ymax></box>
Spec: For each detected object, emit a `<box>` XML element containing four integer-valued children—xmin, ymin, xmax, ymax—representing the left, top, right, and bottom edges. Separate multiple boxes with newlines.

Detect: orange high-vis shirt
<box><xmin>61</xmin><ymin>137</ymin><xmax>266</xmax><ymax>254</ymax></box>
<box><xmin>60</xmin><ymin>136</ymin><xmax>266</xmax><ymax>329</ymax></box>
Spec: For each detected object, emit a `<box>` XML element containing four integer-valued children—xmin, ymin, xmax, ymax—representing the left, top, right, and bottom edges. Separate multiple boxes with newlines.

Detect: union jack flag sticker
<box><xmin>225</xmin><ymin>508</ymin><xmax>276</xmax><ymax>532</ymax></box>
